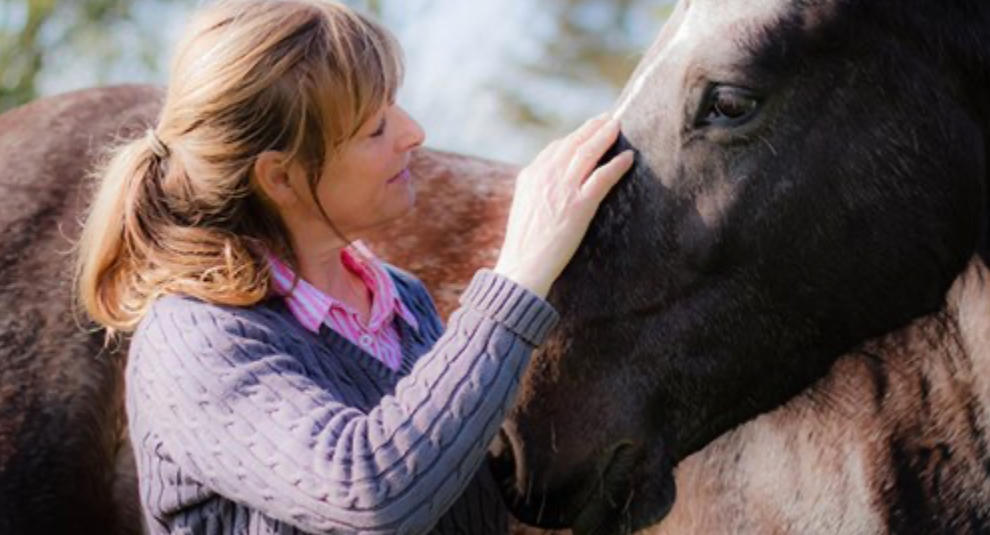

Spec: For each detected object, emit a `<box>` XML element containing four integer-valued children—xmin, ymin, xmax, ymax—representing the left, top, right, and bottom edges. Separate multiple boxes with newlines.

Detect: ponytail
<box><xmin>75</xmin><ymin>133</ymin><xmax>161</xmax><ymax>336</ymax></box>
<box><xmin>75</xmin><ymin>129</ymin><xmax>271</xmax><ymax>338</ymax></box>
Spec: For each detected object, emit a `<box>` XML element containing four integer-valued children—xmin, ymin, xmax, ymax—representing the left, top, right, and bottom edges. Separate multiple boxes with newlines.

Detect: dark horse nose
<box><xmin>489</xmin><ymin>427</ymin><xmax>573</xmax><ymax>529</ymax></box>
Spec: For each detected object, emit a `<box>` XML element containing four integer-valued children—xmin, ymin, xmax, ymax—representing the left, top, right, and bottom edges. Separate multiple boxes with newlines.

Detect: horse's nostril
<box><xmin>601</xmin><ymin>441</ymin><xmax>643</xmax><ymax>491</ymax></box>
<box><xmin>490</xmin><ymin>425</ymin><xmax>572</xmax><ymax>528</ymax></box>
<box><xmin>570</xmin><ymin>441</ymin><xmax>644</xmax><ymax>535</ymax></box>
<box><xmin>489</xmin><ymin>428</ymin><xmax>519</xmax><ymax>494</ymax></box>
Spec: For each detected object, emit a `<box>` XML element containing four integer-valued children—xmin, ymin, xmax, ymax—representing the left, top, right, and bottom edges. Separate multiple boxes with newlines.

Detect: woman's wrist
<box><xmin>492</xmin><ymin>261</ymin><xmax>551</xmax><ymax>299</ymax></box>
<box><xmin>460</xmin><ymin>268</ymin><xmax>560</xmax><ymax>345</ymax></box>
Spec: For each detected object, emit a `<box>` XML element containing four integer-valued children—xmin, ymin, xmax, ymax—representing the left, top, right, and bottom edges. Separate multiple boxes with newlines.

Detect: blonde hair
<box><xmin>75</xmin><ymin>0</ymin><xmax>404</xmax><ymax>335</ymax></box>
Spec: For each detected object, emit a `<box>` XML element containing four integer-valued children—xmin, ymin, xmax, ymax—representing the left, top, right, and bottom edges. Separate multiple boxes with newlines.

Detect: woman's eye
<box><xmin>371</xmin><ymin>119</ymin><xmax>387</xmax><ymax>137</ymax></box>
<box><xmin>698</xmin><ymin>86</ymin><xmax>761</xmax><ymax>127</ymax></box>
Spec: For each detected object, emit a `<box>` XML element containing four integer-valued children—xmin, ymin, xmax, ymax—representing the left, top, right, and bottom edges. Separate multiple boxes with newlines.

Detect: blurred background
<box><xmin>0</xmin><ymin>0</ymin><xmax>673</xmax><ymax>164</ymax></box>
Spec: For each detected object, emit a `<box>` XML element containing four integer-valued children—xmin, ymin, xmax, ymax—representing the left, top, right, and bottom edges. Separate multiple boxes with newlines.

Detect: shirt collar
<box><xmin>266</xmin><ymin>241</ymin><xmax>419</xmax><ymax>335</ymax></box>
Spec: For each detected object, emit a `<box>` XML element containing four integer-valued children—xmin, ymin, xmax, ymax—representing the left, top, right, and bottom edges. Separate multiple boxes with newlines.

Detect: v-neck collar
<box><xmin>263</xmin><ymin>273</ymin><xmax>430</xmax><ymax>382</ymax></box>
<box><xmin>317</xmin><ymin>310</ymin><xmax>423</xmax><ymax>380</ymax></box>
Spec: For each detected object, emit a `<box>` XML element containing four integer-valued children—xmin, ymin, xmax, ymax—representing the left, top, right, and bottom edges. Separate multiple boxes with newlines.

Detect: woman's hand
<box><xmin>494</xmin><ymin>115</ymin><xmax>634</xmax><ymax>298</ymax></box>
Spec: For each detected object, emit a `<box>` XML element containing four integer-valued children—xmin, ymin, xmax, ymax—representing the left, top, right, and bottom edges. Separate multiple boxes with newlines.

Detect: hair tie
<box><xmin>146</xmin><ymin>128</ymin><xmax>170</xmax><ymax>159</ymax></box>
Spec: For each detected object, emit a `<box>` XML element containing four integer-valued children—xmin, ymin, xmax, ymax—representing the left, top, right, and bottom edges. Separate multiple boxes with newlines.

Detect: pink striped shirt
<box><xmin>267</xmin><ymin>241</ymin><xmax>419</xmax><ymax>371</ymax></box>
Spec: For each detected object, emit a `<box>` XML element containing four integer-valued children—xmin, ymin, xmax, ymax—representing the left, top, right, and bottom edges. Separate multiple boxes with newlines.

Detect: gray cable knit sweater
<box><xmin>125</xmin><ymin>266</ymin><xmax>558</xmax><ymax>535</ymax></box>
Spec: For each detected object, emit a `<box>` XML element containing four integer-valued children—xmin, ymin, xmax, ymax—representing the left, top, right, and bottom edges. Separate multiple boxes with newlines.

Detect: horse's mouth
<box><xmin>570</xmin><ymin>440</ymin><xmax>644</xmax><ymax>535</ymax></box>
<box><xmin>493</xmin><ymin>430</ymin><xmax>643</xmax><ymax>534</ymax></box>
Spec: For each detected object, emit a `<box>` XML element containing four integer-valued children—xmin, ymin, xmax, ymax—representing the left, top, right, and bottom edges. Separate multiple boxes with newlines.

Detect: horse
<box><xmin>0</xmin><ymin>84</ymin><xmax>516</xmax><ymax>535</ymax></box>
<box><xmin>489</xmin><ymin>0</ymin><xmax>990</xmax><ymax>533</ymax></box>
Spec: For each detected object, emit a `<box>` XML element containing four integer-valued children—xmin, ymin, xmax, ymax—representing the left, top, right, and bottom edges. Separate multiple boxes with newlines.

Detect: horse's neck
<box><xmin>648</xmin><ymin>256</ymin><xmax>990</xmax><ymax>535</ymax></box>
<box><xmin>951</xmin><ymin>257</ymin><xmax>990</xmax><ymax>372</ymax></box>
<box><xmin>833</xmin><ymin>255</ymin><xmax>990</xmax><ymax>426</ymax></box>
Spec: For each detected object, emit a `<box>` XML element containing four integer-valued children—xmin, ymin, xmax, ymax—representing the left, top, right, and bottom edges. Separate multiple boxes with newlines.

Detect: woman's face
<box><xmin>311</xmin><ymin>103</ymin><xmax>426</xmax><ymax>237</ymax></box>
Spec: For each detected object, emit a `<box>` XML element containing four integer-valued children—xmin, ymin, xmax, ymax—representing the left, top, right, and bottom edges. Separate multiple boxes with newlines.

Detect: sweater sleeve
<box><xmin>126</xmin><ymin>269</ymin><xmax>557</xmax><ymax>535</ymax></box>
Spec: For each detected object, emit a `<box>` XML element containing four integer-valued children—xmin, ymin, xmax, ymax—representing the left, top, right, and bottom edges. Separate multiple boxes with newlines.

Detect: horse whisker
<box><xmin>760</xmin><ymin>134</ymin><xmax>779</xmax><ymax>156</ymax></box>
<box><xmin>536</xmin><ymin>481</ymin><xmax>548</xmax><ymax>525</ymax></box>
<box><xmin>551</xmin><ymin>421</ymin><xmax>558</xmax><ymax>454</ymax></box>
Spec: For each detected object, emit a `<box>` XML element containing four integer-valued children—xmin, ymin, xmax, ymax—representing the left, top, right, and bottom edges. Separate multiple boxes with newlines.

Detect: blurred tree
<box><xmin>500</xmin><ymin>0</ymin><xmax>673</xmax><ymax>134</ymax></box>
<box><xmin>0</xmin><ymin>0</ymin><xmax>385</xmax><ymax>113</ymax></box>
<box><xmin>0</xmin><ymin>0</ymin><xmax>138</xmax><ymax>112</ymax></box>
<box><xmin>0</xmin><ymin>0</ymin><xmax>668</xmax><ymax>161</ymax></box>
<box><xmin>363</xmin><ymin>0</ymin><xmax>381</xmax><ymax>15</ymax></box>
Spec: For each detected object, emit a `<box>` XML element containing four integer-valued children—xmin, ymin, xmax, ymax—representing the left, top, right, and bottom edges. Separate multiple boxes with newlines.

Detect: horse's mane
<box><xmin>940</xmin><ymin>1</ymin><xmax>990</xmax><ymax>263</ymax></box>
<box><xmin>891</xmin><ymin>0</ymin><xmax>990</xmax><ymax>263</ymax></box>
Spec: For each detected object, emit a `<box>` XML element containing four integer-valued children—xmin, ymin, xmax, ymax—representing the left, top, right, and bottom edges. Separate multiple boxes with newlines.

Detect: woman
<box><xmin>76</xmin><ymin>0</ymin><xmax>633</xmax><ymax>534</ymax></box>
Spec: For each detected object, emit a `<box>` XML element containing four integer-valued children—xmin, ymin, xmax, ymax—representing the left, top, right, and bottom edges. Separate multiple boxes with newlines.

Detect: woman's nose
<box><xmin>396</xmin><ymin>106</ymin><xmax>426</xmax><ymax>151</ymax></box>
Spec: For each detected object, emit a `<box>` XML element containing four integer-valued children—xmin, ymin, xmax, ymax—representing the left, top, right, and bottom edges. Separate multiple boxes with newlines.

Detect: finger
<box><xmin>555</xmin><ymin>113</ymin><xmax>612</xmax><ymax>161</ymax></box>
<box><xmin>580</xmin><ymin>150</ymin><xmax>634</xmax><ymax>203</ymax></box>
<box><xmin>565</xmin><ymin>118</ymin><xmax>622</xmax><ymax>187</ymax></box>
<box><xmin>522</xmin><ymin>138</ymin><xmax>565</xmax><ymax>183</ymax></box>
<box><xmin>569</xmin><ymin>112</ymin><xmax>612</xmax><ymax>144</ymax></box>
<box><xmin>536</xmin><ymin>138</ymin><xmax>563</xmax><ymax>166</ymax></box>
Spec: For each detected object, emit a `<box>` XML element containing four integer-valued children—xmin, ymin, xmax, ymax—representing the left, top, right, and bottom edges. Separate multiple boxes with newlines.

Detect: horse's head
<box><xmin>493</xmin><ymin>1</ymin><xmax>990</xmax><ymax>533</ymax></box>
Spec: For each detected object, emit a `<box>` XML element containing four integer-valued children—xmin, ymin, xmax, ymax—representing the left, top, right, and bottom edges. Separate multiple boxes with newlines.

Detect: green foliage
<box><xmin>0</xmin><ymin>0</ymin><xmax>389</xmax><ymax>113</ymax></box>
<box><xmin>0</xmin><ymin>0</ymin><xmax>137</xmax><ymax>112</ymax></box>
<box><xmin>0</xmin><ymin>0</ymin><xmax>672</xmax><ymax>159</ymax></box>
<box><xmin>503</xmin><ymin>0</ymin><xmax>671</xmax><ymax>132</ymax></box>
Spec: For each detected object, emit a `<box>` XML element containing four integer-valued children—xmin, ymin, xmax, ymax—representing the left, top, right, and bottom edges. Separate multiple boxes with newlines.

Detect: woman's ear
<box><xmin>253</xmin><ymin>151</ymin><xmax>299</xmax><ymax>210</ymax></box>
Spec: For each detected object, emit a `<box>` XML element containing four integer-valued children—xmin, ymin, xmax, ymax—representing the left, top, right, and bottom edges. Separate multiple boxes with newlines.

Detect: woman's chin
<box><xmin>392</xmin><ymin>181</ymin><xmax>416</xmax><ymax>210</ymax></box>
<box><xmin>382</xmin><ymin>190</ymin><xmax>417</xmax><ymax>225</ymax></box>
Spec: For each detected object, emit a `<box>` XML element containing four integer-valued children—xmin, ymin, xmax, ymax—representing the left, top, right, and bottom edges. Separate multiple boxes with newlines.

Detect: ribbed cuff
<box><xmin>459</xmin><ymin>269</ymin><xmax>560</xmax><ymax>345</ymax></box>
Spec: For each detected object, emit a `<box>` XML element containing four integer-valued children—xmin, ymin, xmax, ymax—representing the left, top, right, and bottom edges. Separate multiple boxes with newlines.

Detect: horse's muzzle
<box><xmin>490</xmin><ymin>427</ymin><xmax>643</xmax><ymax>534</ymax></box>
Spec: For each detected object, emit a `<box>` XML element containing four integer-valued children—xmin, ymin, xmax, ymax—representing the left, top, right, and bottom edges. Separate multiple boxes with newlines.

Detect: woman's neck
<box><xmin>295</xmin><ymin>244</ymin><xmax>372</xmax><ymax>321</ymax></box>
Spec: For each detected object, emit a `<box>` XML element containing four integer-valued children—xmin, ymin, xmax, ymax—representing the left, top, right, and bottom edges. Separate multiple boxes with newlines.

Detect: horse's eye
<box><xmin>698</xmin><ymin>86</ymin><xmax>760</xmax><ymax>127</ymax></box>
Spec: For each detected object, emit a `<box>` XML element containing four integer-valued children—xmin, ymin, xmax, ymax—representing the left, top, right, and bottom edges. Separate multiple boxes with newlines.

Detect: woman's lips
<box><xmin>388</xmin><ymin>168</ymin><xmax>411</xmax><ymax>184</ymax></box>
